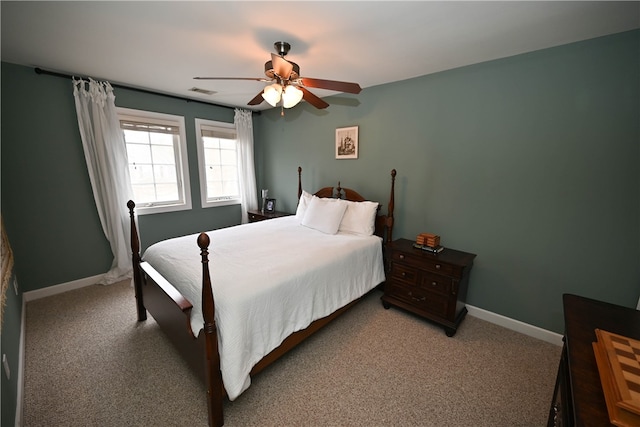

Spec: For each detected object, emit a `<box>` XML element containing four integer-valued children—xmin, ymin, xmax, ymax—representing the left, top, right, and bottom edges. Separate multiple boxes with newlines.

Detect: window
<box><xmin>195</xmin><ymin>118</ymin><xmax>240</xmax><ymax>208</ymax></box>
<box><xmin>118</xmin><ymin>108</ymin><xmax>191</xmax><ymax>215</ymax></box>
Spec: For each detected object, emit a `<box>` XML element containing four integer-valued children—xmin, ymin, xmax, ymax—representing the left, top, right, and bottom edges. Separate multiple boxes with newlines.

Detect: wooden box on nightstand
<box><xmin>381</xmin><ymin>238</ymin><xmax>476</xmax><ymax>337</ymax></box>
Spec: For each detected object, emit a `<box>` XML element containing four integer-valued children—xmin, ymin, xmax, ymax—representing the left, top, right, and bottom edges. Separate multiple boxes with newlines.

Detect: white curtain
<box><xmin>235</xmin><ymin>109</ymin><xmax>258</xmax><ymax>224</ymax></box>
<box><xmin>73</xmin><ymin>78</ymin><xmax>133</xmax><ymax>284</ymax></box>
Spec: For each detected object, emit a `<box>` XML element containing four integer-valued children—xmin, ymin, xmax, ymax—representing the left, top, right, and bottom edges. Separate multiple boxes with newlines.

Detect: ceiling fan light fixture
<box><xmin>262</xmin><ymin>83</ymin><xmax>282</xmax><ymax>107</ymax></box>
<box><xmin>282</xmin><ymin>85</ymin><xmax>303</xmax><ymax>108</ymax></box>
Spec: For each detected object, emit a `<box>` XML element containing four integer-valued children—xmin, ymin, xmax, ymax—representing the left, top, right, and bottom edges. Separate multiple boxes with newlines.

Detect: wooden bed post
<box><xmin>387</xmin><ymin>169</ymin><xmax>396</xmax><ymax>243</ymax></box>
<box><xmin>198</xmin><ymin>232</ymin><xmax>224</xmax><ymax>427</ymax></box>
<box><xmin>127</xmin><ymin>200</ymin><xmax>147</xmax><ymax>321</ymax></box>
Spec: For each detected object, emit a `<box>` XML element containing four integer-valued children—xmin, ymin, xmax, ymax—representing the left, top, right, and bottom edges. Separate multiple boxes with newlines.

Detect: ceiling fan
<box><xmin>194</xmin><ymin>41</ymin><xmax>362</xmax><ymax>113</ymax></box>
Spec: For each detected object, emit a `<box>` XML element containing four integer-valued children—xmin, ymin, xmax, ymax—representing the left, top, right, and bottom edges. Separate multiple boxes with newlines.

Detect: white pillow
<box><xmin>301</xmin><ymin>196</ymin><xmax>347</xmax><ymax>234</ymax></box>
<box><xmin>295</xmin><ymin>190</ymin><xmax>313</xmax><ymax>221</ymax></box>
<box><xmin>339</xmin><ymin>200</ymin><xmax>379</xmax><ymax>236</ymax></box>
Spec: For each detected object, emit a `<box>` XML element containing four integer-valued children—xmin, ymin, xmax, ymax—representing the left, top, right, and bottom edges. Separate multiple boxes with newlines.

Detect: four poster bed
<box><xmin>127</xmin><ymin>167</ymin><xmax>397</xmax><ymax>426</ymax></box>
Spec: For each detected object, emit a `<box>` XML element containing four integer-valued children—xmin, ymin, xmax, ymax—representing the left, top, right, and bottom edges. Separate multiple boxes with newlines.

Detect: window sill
<box><xmin>201</xmin><ymin>199</ymin><xmax>241</xmax><ymax>209</ymax></box>
<box><xmin>134</xmin><ymin>201</ymin><xmax>192</xmax><ymax>215</ymax></box>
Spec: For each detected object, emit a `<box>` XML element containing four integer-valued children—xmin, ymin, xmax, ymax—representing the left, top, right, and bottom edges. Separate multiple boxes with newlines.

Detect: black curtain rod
<box><xmin>34</xmin><ymin>67</ymin><xmax>256</xmax><ymax>113</ymax></box>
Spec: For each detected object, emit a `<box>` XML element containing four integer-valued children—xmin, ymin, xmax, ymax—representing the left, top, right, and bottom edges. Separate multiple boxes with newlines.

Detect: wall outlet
<box><xmin>2</xmin><ymin>354</ymin><xmax>10</xmax><ymax>380</ymax></box>
<box><xmin>13</xmin><ymin>276</ymin><xmax>18</xmax><ymax>295</ymax></box>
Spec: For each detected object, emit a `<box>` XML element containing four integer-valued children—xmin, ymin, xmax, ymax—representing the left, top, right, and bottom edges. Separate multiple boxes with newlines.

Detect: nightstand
<box><xmin>381</xmin><ymin>238</ymin><xmax>476</xmax><ymax>337</ymax></box>
<box><xmin>247</xmin><ymin>209</ymin><xmax>291</xmax><ymax>223</ymax></box>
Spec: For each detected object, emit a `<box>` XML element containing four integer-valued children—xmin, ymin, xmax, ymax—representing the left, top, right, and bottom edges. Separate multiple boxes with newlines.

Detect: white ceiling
<box><xmin>2</xmin><ymin>1</ymin><xmax>639</xmax><ymax>111</ymax></box>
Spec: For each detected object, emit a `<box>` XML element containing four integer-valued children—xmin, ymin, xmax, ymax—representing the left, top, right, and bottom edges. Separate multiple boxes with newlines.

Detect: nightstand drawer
<box><xmin>248</xmin><ymin>212</ymin><xmax>265</xmax><ymax>222</ymax></box>
<box><xmin>390</xmin><ymin>263</ymin><xmax>419</xmax><ymax>286</ymax></box>
<box><xmin>390</xmin><ymin>251</ymin><xmax>455</xmax><ymax>276</ymax></box>
<box><xmin>419</xmin><ymin>272</ymin><xmax>453</xmax><ymax>296</ymax></box>
<box><xmin>387</xmin><ymin>283</ymin><xmax>449</xmax><ymax>318</ymax></box>
<box><xmin>391</xmin><ymin>264</ymin><xmax>453</xmax><ymax>296</ymax></box>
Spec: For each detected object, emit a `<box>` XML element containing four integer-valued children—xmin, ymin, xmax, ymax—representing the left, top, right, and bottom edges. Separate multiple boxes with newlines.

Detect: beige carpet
<box><xmin>22</xmin><ymin>280</ymin><xmax>561</xmax><ymax>426</ymax></box>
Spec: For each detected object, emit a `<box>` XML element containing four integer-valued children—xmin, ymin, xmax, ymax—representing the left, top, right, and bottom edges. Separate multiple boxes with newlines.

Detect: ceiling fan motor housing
<box><xmin>265</xmin><ymin>41</ymin><xmax>299</xmax><ymax>81</ymax></box>
<box><xmin>264</xmin><ymin>60</ymin><xmax>299</xmax><ymax>81</ymax></box>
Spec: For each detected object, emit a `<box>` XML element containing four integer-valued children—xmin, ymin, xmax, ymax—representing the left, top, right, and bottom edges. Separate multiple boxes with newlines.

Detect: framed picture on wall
<box><xmin>335</xmin><ymin>126</ymin><xmax>358</xmax><ymax>159</ymax></box>
<box><xmin>265</xmin><ymin>198</ymin><xmax>276</xmax><ymax>213</ymax></box>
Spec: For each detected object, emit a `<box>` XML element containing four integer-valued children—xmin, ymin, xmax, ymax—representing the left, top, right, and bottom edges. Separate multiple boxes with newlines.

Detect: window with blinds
<box><xmin>118</xmin><ymin>108</ymin><xmax>191</xmax><ymax>215</ymax></box>
<box><xmin>195</xmin><ymin>118</ymin><xmax>240</xmax><ymax>208</ymax></box>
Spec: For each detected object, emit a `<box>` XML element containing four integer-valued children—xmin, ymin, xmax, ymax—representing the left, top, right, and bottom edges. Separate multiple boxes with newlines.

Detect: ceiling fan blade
<box><xmin>298</xmin><ymin>86</ymin><xmax>329</xmax><ymax>109</ymax></box>
<box><xmin>247</xmin><ymin>91</ymin><xmax>265</xmax><ymax>106</ymax></box>
<box><xmin>297</xmin><ymin>77</ymin><xmax>361</xmax><ymax>94</ymax></box>
<box><xmin>271</xmin><ymin>53</ymin><xmax>293</xmax><ymax>80</ymax></box>
<box><xmin>194</xmin><ymin>77</ymin><xmax>268</xmax><ymax>81</ymax></box>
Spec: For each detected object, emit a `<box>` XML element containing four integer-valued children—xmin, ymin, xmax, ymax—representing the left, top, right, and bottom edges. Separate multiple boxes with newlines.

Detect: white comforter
<box><xmin>142</xmin><ymin>216</ymin><xmax>385</xmax><ymax>400</ymax></box>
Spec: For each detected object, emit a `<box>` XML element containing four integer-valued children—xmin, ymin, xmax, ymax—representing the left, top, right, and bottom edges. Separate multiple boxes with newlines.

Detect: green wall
<box><xmin>0</xmin><ymin>62</ymin><xmax>250</xmax><ymax>293</ymax></box>
<box><xmin>255</xmin><ymin>30</ymin><xmax>640</xmax><ymax>333</ymax></box>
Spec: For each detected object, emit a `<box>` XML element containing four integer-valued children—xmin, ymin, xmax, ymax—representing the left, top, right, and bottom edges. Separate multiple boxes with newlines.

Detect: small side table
<box><xmin>382</xmin><ymin>238</ymin><xmax>476</xmax><ymax>336</ymax></box>
<box><xmin>247</xmin><ymin>209</ymin><xmax>291</xmax><ymax>223</ymax></box>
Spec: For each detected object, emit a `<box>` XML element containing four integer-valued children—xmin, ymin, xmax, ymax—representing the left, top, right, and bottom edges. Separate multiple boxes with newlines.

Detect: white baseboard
<box><xmin>23</xmin><ymin>274</ymin><xmax>105</xmax><ymax>302</ymax></box>
<box><xmin>467</xmin><ymin>304</ymin><xmax>564</xmax><ymax>346</ymax></box>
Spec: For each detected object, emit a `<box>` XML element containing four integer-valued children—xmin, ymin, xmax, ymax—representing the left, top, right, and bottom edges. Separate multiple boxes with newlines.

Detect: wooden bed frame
<box><xmin>127</xmin><ymin>167</ymin><xmax>396</xmax><ymax>426</ymax></box>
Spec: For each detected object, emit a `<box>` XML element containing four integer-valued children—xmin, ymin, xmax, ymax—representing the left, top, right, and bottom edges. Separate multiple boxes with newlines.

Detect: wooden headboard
<box><xmin>296</xmin><ymin>166</ymin><xmax>396</xmax><ymax>243</ymax></box>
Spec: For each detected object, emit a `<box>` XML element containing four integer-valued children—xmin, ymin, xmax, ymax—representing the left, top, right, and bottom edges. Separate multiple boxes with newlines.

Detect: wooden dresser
<box><xmin>548</xmin><ymin>294</ymin><xmax>640</xmax><ymax>426</ymax></box>
<box><xmin>381</xmin><ymin>238</ymin><xmax>476</xmax><ymax>337</ymax></box>
<box><xmin>247</xmin><ymin>209</ymin><xmax>290</xmax><ymax>223</ymax></box>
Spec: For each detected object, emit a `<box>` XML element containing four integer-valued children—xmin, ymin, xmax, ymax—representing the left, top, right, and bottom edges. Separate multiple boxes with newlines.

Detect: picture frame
<box><xmin>265</xmin><ymin>198</ymin><xmax>276</xmax><ymax>213</ymax></box>
<box><xmin>335</xmin><ymin>126</ymin><xmax>358</xmax><ymax>159</ymax></box>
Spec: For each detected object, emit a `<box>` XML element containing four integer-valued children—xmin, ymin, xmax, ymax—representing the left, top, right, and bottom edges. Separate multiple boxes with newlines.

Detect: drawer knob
<box><xmin>431</xmin><ymin>281</ymin><xmax>437</xmax><ymax>286</ymax></box>
<box><xmin>435</xmin><ymin>264</ymin><xmax>441</xmax><ymax>269</ymax></box>
<box><xmin>399</xmin><ymin>254</ymin><xmax>405</xmax><ymax>260</ymax></box>
<box><xmin>401</xmin><ymin>272</ymin><xmax>407</xmax><ymax>277</ymax></box>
